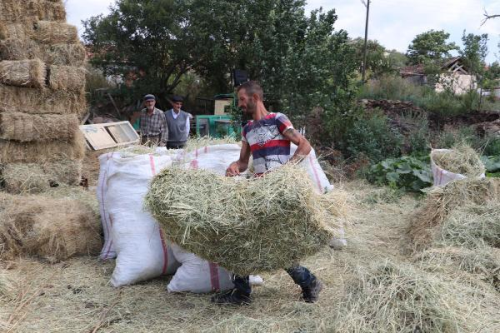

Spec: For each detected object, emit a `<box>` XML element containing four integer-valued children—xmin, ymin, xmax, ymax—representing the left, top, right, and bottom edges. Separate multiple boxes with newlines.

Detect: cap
<box><xmin>143</xmin><ymin>94</ymin><xmax>156</xmax><ymax>101</ymax></box>
<box><xmin>171</xmin><ymin>95</ymin><xmax>183</xmax><ymax>103</ymax></box>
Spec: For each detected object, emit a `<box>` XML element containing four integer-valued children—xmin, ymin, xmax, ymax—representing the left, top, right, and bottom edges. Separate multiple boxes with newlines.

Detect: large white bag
<box><xmin>97</xmin><ymin>152</ymin><xmax>117</xmax><ymax>260</ymax></box>
<box><xmin>430</xmin><ymin>149</ymin><xmax>485</xmax><ymax>187</ymax></box>
<box><xmin>104</xmin><ymin>150</ymin><xmax>180</xmax><ymax>287</ymax></box>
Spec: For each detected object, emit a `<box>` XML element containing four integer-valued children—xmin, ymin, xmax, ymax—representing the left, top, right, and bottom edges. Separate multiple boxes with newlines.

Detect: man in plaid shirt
<box><xmin>139</xmin><ymin>94</ymin><xmax>168</xmax><ymax>146</ymax></box>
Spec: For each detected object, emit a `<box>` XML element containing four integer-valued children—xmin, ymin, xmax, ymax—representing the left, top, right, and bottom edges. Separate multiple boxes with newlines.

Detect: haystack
<box><xmin>0</xmin><ymin>131</ymin><xmax>86</xmax><ymax>164</ymax></box>
<box><xmin>146</xmin><ymin>164</ymin><xmax>344</xmax><ymax>276</ymax></box>
<box><xmin>1</xmin><ymin>160</ymin><xmax>82</xmax><ymax>193</ymax></box>
<box><xmin>408</xmin><ymin>178</ymin><xmax>500</xmax><ymax>250</ymax></box>
<box><xmin>48</xmin><ymin>65</ymin><xmax>85</xmax><ymax>91</ymax></box>
<box><xmin>0</xmin><ymin>59</ymin><xmax>45</xmax><ymax>88</ymax></box>
<box><xmin>0</xmin><ymin>192</ymin><xmax>102</xmax><ymax>263</ymax></box>
<box><xmin>0</xmin><ymin>112</ymin><xmax>79</xmax><ymax>142</ymax></box>
<box><xmin>332</xmin><ymin>262</ymin><xmax>500</xmax><ymax>332</ymax></box>
<box><xmin>432</xmin><ymin>143</ymin><xmax>485</xmax><ymax>177</ymax></box>
<box><xmin>0</xmin><ymin>84</ymin><xmax>86</xmax><ymax>115</ymax></box>
<box><xmin>0</xmin><ymin>40</ymin><xmax>86</xmax><ymax>66</ymax></box>
<box><xmin>34</xmin><ymin>21</ymin><xmax>78</xmax><ymax>44</ymax></box>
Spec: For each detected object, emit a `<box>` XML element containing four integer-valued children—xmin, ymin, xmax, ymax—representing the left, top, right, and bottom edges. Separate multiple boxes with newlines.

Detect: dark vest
<box><xmin>165</xmin><ymin>110</ymin><xmax>189</xmax><ymax>144</ymax></box>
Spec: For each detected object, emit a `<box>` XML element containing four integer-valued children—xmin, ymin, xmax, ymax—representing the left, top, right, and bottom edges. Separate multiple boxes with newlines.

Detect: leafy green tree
<box><xmin>407</xmin><ymin>30</ymin><xmax>459</xmax><ymax>65</ymax></box>
<box><xmin>351</xmin><ymin>38</ymin><xmax>407</xmax><ymax>78</ymax></box>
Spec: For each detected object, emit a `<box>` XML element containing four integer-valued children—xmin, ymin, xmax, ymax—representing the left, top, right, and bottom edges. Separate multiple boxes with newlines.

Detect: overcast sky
<box><xmin>66</xmin><ymin>0</ymin><xmax>500</xmax><ymax>64</ymax></box>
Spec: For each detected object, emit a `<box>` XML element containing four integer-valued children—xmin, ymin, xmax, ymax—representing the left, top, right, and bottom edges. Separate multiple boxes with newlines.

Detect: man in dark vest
<box><xmin>165</xmin><ymin>95</ymin><xmax>190</xmax><ymax>149</ymax></box>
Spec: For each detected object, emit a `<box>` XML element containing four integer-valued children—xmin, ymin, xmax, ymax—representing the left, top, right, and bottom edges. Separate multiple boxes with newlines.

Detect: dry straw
<box><xmin>408</xmin><ymin>178</ymin><xmax>500</xmax><ymax>250</ymax></box>
<box><xmin>0</xmin><ymin>130</ymin><xmax>86</xmax><ymax>164</ymax></box>
<box><xmin>0</xmin><ymin>112</ymin><xmax>79</xmax><ymax>142</ymax></box>
<box><xmin>432</xmin><ymin>143</ymin><xmax>485</xmax><ymax>177</ymax></box>
<box><xmin>49</xmin><ymin>65</ymin><xmax>86</xmax><ymax>91</ymax></box>
<box><xmin>34</xmin><ymin>21</ymin><xmax>78</xmax><ymax>44</ymax></box>
<box><xmin>332</xmin><ymin>262</ymin><xmax>500</xmax><ymax>333</ymax></box>
<box><xmin>0</xmin><ymin>23</ymin><xmax>27</xmax><ymax>40</ymax></box>
<box><xmin>0</xmin><ymin>84</ymin><xmax>86</xmax><ymax>115</ymax></box>
<box><xmin>0</xmin><ymin>59</ymin><xmax>45</xmax><ymax>88</ymax></box>
<box><xmin>146</xmin><ymin>164</ymin><xmax>344</xmax><ymax>276</ymax></box>
<box><xmin>0</xmin><ymin>0</ymin><xmax>65</xmax><ymax>22</ymax></box>
<box><xmin>0</xmin><ymin>40</ymin><xmax>86</xmax><ymax>67</ymax></box>
<box><xmin>0</xmin><ymin>192</ymin><xmax>102</xmax><ymax>263</ymax></box>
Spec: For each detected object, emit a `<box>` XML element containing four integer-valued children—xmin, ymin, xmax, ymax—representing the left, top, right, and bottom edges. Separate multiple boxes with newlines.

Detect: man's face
<box><xmin>172</xmin><ymin>101</ymin><xmax>182</xmax><ymax>112</ymax></box>
<box><xmin>238</xmin><ymin>89</ymin><xmax>256</xmax><ymax>115</ymax></box>
<box><xmin>145</xmin><ymin>99</ymin><xmax>155</xmax><ymax>111</ymax></box>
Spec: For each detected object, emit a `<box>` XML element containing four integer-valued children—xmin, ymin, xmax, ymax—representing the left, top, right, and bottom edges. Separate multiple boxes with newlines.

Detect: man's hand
<box><xmin>226</xmin><ymin>161</ymin><xmax>240</xmax><ymax>177</ymax></box>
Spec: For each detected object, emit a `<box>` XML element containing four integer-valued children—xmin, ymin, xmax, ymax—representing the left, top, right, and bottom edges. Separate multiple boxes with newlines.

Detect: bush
<box><xmin>343</xmin><ymin>113</ymin><xmax>403</xmax><ymax>163</ymax></box>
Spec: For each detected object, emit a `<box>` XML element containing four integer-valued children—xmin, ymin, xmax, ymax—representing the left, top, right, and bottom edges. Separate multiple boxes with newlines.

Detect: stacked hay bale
<box><xmin>0</xmin><ymin>0</ymin><xmax>87</xmax><ymax>194</ymax></box>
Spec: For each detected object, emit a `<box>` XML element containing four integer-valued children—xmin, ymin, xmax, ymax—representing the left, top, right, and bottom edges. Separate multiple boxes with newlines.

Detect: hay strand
<box><xmin>0</xmin><ymin>84</ymin><xmax>86</xmax><ymax>115</ymax></box>
<box><xmin>34</xmin><ymin>21</ymin><xmax>78</xmax><ymax>44</ymax></box>
<box><xmin>0</xmin><ymin>59</ymin><xmax>45</xmax><ymax>88</ymax></box>
<box><xmin>48</xmin><ymin>65</ymin><xmax>86</xmax><ymax>91</ymax></box>
<box><xmin>146</xmin><ymin>164</ymin><xmax>342</xmax><ymax>276</ymax></box>
<box><xmin>432</xmin><ymin>143</ymin><xmax>485</xmax><ymax>177</ymax></box>
<box><xmin>0</xmin><ymin>112</ymin><xmax>79</xmax><ymax>142</ymax></box>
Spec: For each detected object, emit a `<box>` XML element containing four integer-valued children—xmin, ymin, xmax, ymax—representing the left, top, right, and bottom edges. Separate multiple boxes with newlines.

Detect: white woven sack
<box><xmin>97</xmin><ymin>152</ymin><xmax>117</xmax><ymax>260</ymax></box>
<box><xmin>431</xmin><ymin>149</ymin><xmax>485</xmax><ymax>187</ymax></box>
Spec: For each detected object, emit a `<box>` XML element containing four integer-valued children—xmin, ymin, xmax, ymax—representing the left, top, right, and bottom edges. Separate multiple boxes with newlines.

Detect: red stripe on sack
<box><xmin>104</xmin><ymin>216</ymin><xmax>115</xmax><ymax>258</ymax></box>
<box><xmin>100</xmin><ymin>153</ymin><xmax>114</xmax><ymax>258</ymax></box>
<box><xmin>190</xmin><ymin>160</ymin><xmax>199</xmax><ymax>169</ymax></box>
<box><xmin>149</xmin><ymin>154</ymin><xmax>156</xmax><ymax>176</ymax></box>
<box><xmin>209</xmin><ymin>262</ymin><xmax>221</xmax><ymax>291</ymax></box>
<box><xmin>438</xmin><ymin>168</ymin><xmax>443</xmax><ymax>186</ymax></box>
<box><xmin>159</xmin><ymin>229</ymin><xmax>169</xmax><ymax>275</ymax></box>
<box><xmin>309</xmin><ymin>154</ymin><xmax>323</xmax><ymax>193</ymax></box>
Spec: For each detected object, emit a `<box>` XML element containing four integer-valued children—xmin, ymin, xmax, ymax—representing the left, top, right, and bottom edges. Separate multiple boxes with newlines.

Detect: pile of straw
<box><xmin>0</xmin><ymin>192</ymin><xmax>102</xmax><ymax>263</ymax></box>
<box><xmin>432</xmin><ymin>143</ymin><xmax>485</xmax><ymax>177</ymax></box>
<box><xmin>408</xmin><ymin>178</ymin><xmax>500</xmax><ymax>250</ymax></box>
<box><xmin>0</xmin><ymin>112</ymin><xmax>79</xmax><ymax>142</ymax></box>
<box><xmin>48</xmin><ymin>65</ymin><xmax>85</xmax><ymax>91</ymax></box>
<box><xmin>0</xmin><ymin>84</ymin><xmax>86</xmax><ymax>115</ymax></box>
<box><xmin>34</xmin><ymin>21</ymin><xmax>78</xmax><ymax>44</ymax></box>
<box><xmin>333</xmin><ymin>262</ymin><xmax>498</xmax><ymax>332</ymax></box>
<box><xmin>0</xmin><ymin>270</ymin><xmax>14</xmax><ymax>300</ymax></box>
<box><xmin>0</xmin><ymin>59</ymin><xmax>45</xmax><ymax>88</ymax></box>
<box><xmin>146</xmin><ymin>164</ymin><xmax>343</xmax><ymax>276</ymax></box>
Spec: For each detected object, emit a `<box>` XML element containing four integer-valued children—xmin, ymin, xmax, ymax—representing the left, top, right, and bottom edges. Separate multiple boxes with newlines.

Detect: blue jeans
<box><xmin>233</xmin><ymin>265</ymin><xmax>315</xmax><ymax>296</ymax></box>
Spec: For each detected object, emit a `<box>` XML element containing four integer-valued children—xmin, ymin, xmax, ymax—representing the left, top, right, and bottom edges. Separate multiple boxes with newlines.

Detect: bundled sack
<box><xmin>101</xmin><ymin>148</ymin><xmax>180</xmax><ymax>287</ymax></box>
<box><xmin>431</xmin><ymin>144</ymin><xmax>485</xmax><ymax>187</ymax></box>
<box><xmin>167</xmin><ymin>244</ymin><xmax>234</xmax><ymax>293</ymax></box>
<box><xmin>146</xmin><ymin>164</ymin><xmax>340</xmax><ymax>276</ymax></box>
<box><xmin>0</xmin><ymin>192</ymin><xmax>101</xmax><ymax>263</ymax></box>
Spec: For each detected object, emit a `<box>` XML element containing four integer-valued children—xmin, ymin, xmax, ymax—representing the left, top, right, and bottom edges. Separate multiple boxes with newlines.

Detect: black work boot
<box><xmin>301</xmin><ymin>278</ymin><xmax>323</xmax><ymax>303</ymax></box>
<box><xmin>211</xmin><ymin>289</ymin><xmax>251</xmax><ymax>305</ymax></box>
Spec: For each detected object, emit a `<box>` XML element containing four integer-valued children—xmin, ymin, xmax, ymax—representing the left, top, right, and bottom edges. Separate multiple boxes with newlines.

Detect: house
<box><xmin>400</xmin><ymin>57</ymin><xmax>476</xmax><ymax>95</ymax></box>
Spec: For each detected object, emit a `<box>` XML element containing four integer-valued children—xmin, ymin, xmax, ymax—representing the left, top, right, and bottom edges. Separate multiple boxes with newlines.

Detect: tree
<box><xmin>406</xmin><ymin>30</ymin><xmax>459</xmax><ymax>65</ymax></box>
<box><xmin>351</xmin><ymin>38</ymin><xmax>407</xmax><ymax>78</ymax></box>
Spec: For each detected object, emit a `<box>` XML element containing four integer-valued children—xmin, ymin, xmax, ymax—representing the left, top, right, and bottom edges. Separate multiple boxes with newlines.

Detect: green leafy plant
<box><xmin>366</xmin><ymin>155</ymin><xmax>432</xmax><ymax>192</ymax></box>
<box><xmin>481</xmin><ymin>155</ymin><xmax>500</xmax><ymax>173</ymax></box>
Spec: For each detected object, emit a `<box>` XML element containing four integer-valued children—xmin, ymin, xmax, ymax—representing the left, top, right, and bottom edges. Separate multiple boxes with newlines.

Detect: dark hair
<box><xmin>237</xmin><ymin>81</ymin><xmax>264</xmax><ymax>100</ymax></box>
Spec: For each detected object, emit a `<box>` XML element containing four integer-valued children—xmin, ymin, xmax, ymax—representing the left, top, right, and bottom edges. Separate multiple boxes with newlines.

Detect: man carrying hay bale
<box><xmin>139</xmin><ymin>94</ymin><xmax>168</xmax><ymax>146</ymax></box>
<box><xmin>211</xmin><ymin>81</ymin><xmax>323</xmax><ymax>305</ymax></box>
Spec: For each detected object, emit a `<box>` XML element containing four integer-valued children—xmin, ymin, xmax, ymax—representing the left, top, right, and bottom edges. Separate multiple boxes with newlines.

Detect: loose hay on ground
<box><xmin>0</xmin><ymin>84</ymin><xmax>86</xmax><ymax>114</ymax></box>
<box><xmin>0</xmin><ymin>59</ymin><xmax>45</xmax><ymax>88</ymax></box>
<box><xmin>146</xmin><ymin>164</ymin><xmax>344</xmax><ymax>276</ymax></box>
<box><xmin>0</xmin><ymin>131</ymin><xmax>85</xmax><ymax>164</ymax></box>
<box><xmin>0</xmin><ymin>112</ymin><xmax>79</xmax><ymax>142</ymax></box>
<box><xmin>34</xmin><ymin>21</ymin><xmax>78</xmax><ymax>44</ymax></box>
<box><xmin>0</xmin><ymin>192</ymin><xmax>102</xmax><ymax>263</ymax></box>
<box><xmin>408</xmin><ymin>178</ymin><xmax>500</xmax><ymax>250</ymax></box>
<box><xmin>432</xmin><ymin>143</ymin><xmax>485</xmax><ymax>177</ymax></box>
<box><xmin>48</xmin><ymin>65</ymin><xmax>86</xmax><ymax>91</ymax></box>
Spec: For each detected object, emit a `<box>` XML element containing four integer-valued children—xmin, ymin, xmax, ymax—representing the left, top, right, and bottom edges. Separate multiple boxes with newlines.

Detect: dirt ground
<box><xmin>1</xmin><ymin>158</ymin><xmax>424</xmax><ymax>333</ymax></box>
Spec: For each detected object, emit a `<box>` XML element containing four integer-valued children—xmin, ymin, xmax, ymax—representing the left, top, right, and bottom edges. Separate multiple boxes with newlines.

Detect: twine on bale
<box><xmin>146</xmin><ymin>164</ymin><xmax>345</xmax><ymax>276</ymax></box>
<box><xmin>0</xmin><ymin>59</ymin><xmax>45</xmax><ymax>88</ymax></box>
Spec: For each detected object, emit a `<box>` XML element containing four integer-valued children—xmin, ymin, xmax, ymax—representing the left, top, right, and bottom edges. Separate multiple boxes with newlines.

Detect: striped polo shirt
<box><xmin>242</xmin><ymin>112</ymin><xmax>294</xmax><ymax>174</ymax></box>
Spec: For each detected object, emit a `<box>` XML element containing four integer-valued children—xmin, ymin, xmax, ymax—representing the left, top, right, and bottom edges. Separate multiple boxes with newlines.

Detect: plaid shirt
<box><xmin>140</xmin><ymin>107</ymin><xmax>168</xmax><ymax>143</ymax></box>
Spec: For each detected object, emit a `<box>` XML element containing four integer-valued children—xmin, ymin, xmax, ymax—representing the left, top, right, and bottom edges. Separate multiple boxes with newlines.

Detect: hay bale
<box><xmin>0</xmin><ymin>59</ymin><xmax>45</xmax><ymax>88</ymax></box>
<box><xmin>0</xmin><ymin>84</ymin><xmax>86</xmax><ymax>115</ymax></box>
<box><xmin>0</xmin><ymin>22</ymin><xmax>28</xmax><ymax>40</ymax></box>
<box><xmin>48</xmin><ymin>65</ymin><xmax>86</xmax><ymax>91</ymax></box>
<box><xmin>0</xmin><ymin>192</ymin><xmax>102</xmax><ymax>263</ymax></box>
<box><xmin>0</xmin><ymin>131</ymin><xmax>86</xmax><ymax>164</ymax></box>
<box><xmin>146</xmin><ymin>165</ymin><xmax>342</xmax><ymax>276</ymax></box>
<box><xmin>34</xmin><ymin>21</ymin><xmax>78</xmax><ymax>44</ymax></box>
<box><xmin>0</xmin><ymin>112</ymin><xmax>79</xmax><ymax>142</ymax></box>
<box><xmin>408</xmin><ymin>178</ymin><xmax>500</xmax><ymax>250</ymax></box>
<box><xmin>1</xmin><ymin>160</ymin><xmax>82</xmax><ymax>194</ymax></box>
<box><xmin>333</xmin><ymin>262</ymin><xmax>500</xmax><ymax>332</ymax></box>
<box><xmin>0</xmin><ymin>40</ymin><xmax>86</xmax><ymax>66</ymax></box>
<box><xmin>432</xmin><ymin>143</ymin><xmax>485</xmax><ymax>177</ymax></box>
<box><xmin>0</xmin><ymin>0</ymin><xmax>65</xmax><ymax>22</ymax></box>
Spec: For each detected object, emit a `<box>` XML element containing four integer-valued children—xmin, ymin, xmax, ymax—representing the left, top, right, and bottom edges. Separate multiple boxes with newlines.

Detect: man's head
<box><xmin>143</xmin><ymin>94</ymin><xmax>156</xmax><ymax>111</ymax></box>
<box><xmin>236</xmin><ymin>81</ymin><xmax>263</xmax><ymax>115</ymax></box>
<box><xmin>171</xmin><ymin>95</ymin><xmax>183</xmax><ymax>112</ymax></box>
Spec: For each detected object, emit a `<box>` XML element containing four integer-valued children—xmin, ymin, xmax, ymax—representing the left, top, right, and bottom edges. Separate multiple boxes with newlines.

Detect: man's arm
<box><xmin>226</xmin><ymin>141</ymin><xmax>251</xmax><ymax>176</ymax></box>
<box><xmin>282</xmin><ymin>128</ymin><xmax>311</xmax><ymax>163</ymax></box>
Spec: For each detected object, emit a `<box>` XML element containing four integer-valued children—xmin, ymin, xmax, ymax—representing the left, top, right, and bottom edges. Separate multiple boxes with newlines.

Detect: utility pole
<box><xmin>361</xmin><ymin>0</ymin><xmax>371</xmax><ymax>82</ymax></box>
